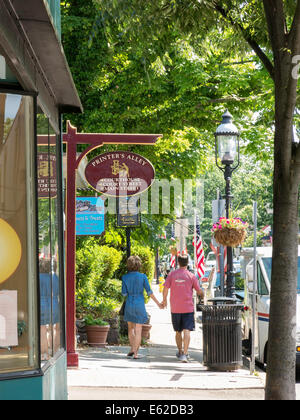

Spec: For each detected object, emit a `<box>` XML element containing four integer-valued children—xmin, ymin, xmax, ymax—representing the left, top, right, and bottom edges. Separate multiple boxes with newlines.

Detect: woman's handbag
<box><xmin>119</xmin><ymin>300</ymin><xmax>126</xmax><ymax>316</ymax></box>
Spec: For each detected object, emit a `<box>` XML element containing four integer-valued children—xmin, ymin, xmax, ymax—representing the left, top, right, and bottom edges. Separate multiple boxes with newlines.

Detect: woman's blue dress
<box><xmin>122</xmin><ymin>271</ymin><xmax>153</xmax><ymax>324</ymax></box>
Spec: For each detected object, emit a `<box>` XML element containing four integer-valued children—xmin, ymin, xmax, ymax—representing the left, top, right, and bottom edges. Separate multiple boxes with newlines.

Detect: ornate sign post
<box><xmin>63</xmin><ymin>122</ymin><xmax>161</xmax><ymax>367</ymax></box>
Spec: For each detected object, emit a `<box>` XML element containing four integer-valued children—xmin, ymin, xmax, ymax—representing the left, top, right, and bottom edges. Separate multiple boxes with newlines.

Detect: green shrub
<box><xmin>132</xmin><ymin>243</ymin><xmax>155</xmax><ymax>282</ymax></box>
<box><xmin>76</xmin><ymin>239</ymin><xmax>122</xmax><ymax>319</ymax></box>
<box><xmin>106</xmin><ymin>279</ymin><xmax>123</xmax><ymax>302</ymax></box>
<box><xmin>97</xmin><ymin>246</ymin><xmax>123</xmax><ymax>287</ymax></box>
<box><xmin>76</xmin><ymin>291</ymin><xmax>120</xmax><ymax>319</ymax></box>
<box><xmin>84</xmin><ymin>314</ymin><xmax>109</xmax><ymax>326</ymax></box>
<box><xmin>117</xmin><ymin>243</ymin><xmax>155</xmax><ymax>282</ymax></box>
<box><xmin>76</xmin><ymin>240</ymin><xmax>122</xmax><ymax>292</ymax></box>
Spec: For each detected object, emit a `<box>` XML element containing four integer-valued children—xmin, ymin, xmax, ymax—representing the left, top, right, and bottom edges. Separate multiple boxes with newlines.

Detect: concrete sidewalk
<box><xmin>67</xmin><ymin>283</ymin><xmax>266</xmax><ymax>399</ymax></box>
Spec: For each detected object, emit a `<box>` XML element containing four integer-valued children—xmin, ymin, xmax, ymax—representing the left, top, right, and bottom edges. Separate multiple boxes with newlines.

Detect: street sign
<box><xmin>212</xmin><ymin>199</ymin><xmax>225</xmax><ymax>223</ymax></box>
<box><xmin>116</xmin><ymin>197</ymin><xmax>140</xmax><ymax>227</ymax></box>
<box><xmin>76</xmin><ymin>197</ymin><xmax>105</xmax><ymax>236</ymax></box>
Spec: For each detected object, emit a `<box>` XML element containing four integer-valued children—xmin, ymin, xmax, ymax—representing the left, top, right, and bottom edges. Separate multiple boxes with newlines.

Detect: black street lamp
<box><xmin>214</xmin><ymin>110</ymin><xmax>240</xmax><ymax>298</ymax></box>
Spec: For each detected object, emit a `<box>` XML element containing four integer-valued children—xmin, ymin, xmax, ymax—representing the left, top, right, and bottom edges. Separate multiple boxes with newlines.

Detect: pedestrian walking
<box><xmin>162</xmin><ymin>255</ymin><xmax>204</xmax><ymax>362</ymax></box>
<box><xmin>122</xmin><ymin>255</ymin><xmax>163</xmax><ymax>359</ymax></box>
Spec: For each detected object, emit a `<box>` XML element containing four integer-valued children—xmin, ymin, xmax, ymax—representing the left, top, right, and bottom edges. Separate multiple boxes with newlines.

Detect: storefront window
<box><xmin>0</xmin><ymin>93</ymin><xmax>39</xmax><ymax>374</ymax></box>
<box><xmin>37</xmin><ymin>113</ymin><xmax>64</xmax><ymax>364</ymax></box>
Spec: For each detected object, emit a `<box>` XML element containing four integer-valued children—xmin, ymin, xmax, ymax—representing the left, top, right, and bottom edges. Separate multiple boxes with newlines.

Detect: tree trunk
<box><xmin>265</xmin><ymin>163</ymin><xmax>298</xmax><ymax>400</ymax></box>
<box><xmin>262</xmin><ymin>0</ymin><xmax>300</xmax><ymax>399</ymax></box>
<box><xmin>265</xmin><ymin>79</ymin><xmax>299</xmax><ymax>399</ymax></box>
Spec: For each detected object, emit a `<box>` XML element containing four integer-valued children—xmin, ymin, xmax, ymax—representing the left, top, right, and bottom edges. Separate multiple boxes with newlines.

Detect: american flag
<box><xmin>193</xmin><ymin>214</ymin><xmax>205</xmax><ymax>278</ymax></box>
<box><xmin>170</xmin><ymin>223</ymin><xmax>176</xmax><ymax>268</ymax></box>
<box><xmin>170</xmin><ymin>254</ymin><xmax>176</xmax><ymax>268</ymax></box>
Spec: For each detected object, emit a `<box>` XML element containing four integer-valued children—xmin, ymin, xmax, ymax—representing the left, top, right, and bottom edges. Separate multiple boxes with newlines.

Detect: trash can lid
<box><xmin>208</xmin><ymin>297</ymin><xmax>237</xmax><ymax>305</ymax></box>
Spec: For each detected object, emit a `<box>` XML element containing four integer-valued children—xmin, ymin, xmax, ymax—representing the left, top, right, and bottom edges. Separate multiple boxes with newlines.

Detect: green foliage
<box><xmin>186</xmin><ymin>156</ymin><xmax>273</xmax><ymax>256</ymax></box>
<box><xmin>132</xmin><ymin>243</ymin><xmax>155</xmax><ymax>282</ymax></box>
<box><xmin>242</xmin><ymin>231</ymin><xmax>266</xmax><ymax>248</ymax></box>
<box><xmin>76</xmin><ymin>238</ymin><xmax>122</xmax><ymax>292</ymax></box>
<box><xmin>84</xmin><ymin>314</ymin><xmax>109</xmax><ymax>326</ymax></box>
<box><xmin>105</xmin><ymin>278</ymin><xmax>123</xmax><ymax>302</ymax></box>
<box><xmin>116</xmin><ymin>243</ymin><xmax>155</xmax><ymax>281</ymax></box>
<box><xmin>75</xmin><ymin>237</ymin><xmax>122</xmax><ymax>318</ymax></box>
<box><xmin>61</xmin><ymin>0</ymin><xmax>274</xmax><ymax>161</ymax></box>
<box><xmin>77</xmin><ymin>288</ymin><xmax>120</xmax><ymax>319</ymax></box>
<box><xmin>61</xmin><ymin>1</ymin><xmax>276</xmax><ymax>254</ymax></box>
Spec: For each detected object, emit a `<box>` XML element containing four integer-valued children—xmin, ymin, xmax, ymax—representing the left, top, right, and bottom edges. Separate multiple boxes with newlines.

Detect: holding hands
<box><xmin>155</xmin><ymin>300</ymin><xmax>167</xmax><ymax>309</ymax></box>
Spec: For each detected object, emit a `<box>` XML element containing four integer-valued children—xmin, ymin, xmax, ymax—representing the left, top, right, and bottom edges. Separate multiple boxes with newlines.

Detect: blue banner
<box><xmin>76</xmin><ymin>197</ymin><xmax>105</xmax><ymax>236</ymax></box>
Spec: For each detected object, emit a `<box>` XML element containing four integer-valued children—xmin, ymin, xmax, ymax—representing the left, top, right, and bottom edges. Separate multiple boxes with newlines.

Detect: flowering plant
<box><xmin>212</xmin><ymin>217</ymin><xmax>248</xmax><ymax>247</ymax></box>
<box><xmin>211</xmin><ymin>217</ymin><xmax>248</xmax><ymax>233</ymax></box>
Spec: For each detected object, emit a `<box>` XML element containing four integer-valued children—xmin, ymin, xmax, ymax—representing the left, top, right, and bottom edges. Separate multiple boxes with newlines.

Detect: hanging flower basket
<box><xmin>212</xmin><ymin>217</ymin><xmax>248</xmax><ymax>247</ymax></box>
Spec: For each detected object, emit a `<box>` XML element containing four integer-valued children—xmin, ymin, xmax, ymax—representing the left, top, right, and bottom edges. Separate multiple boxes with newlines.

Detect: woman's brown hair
<box><xmin>127</xmin><ymin>255</ymin><xmax>142</xmax><ymax>272</ymax></box>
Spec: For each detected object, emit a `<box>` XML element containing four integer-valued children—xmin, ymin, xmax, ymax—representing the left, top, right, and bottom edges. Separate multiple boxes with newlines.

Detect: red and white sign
<box><xmin>84</xmin><ymin>151</ymin><xmax>155</xmax><ymax>196</ymax></box>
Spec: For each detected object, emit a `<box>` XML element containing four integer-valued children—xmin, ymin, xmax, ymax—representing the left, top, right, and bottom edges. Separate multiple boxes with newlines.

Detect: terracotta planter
<box><xmin>86</xmin><ymin>325</ymin><xmax>110</xmax><ymax>347</ymax></box>
<box><xmin>142</xmin><ymin>324</ymin><xmax>152</xmax><ymax>340</ymax></box>
<box><xmin>214</xmin><ymin>227</ymin><xmax>246</xmax><ymax>247</ymax></box>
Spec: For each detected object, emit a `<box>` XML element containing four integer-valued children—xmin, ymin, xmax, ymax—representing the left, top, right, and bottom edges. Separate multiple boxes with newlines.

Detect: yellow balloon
<box><xmin>0</xmin><ymin>218</ymin><xmax>22</xmax><ymax>284</ymax></box>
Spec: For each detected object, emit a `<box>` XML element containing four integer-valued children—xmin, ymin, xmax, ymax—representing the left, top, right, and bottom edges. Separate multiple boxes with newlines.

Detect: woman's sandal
<box><xmin>127</xmin><ymin>352</ymin><xmax>134</xmax><ymax>357</ymax></box>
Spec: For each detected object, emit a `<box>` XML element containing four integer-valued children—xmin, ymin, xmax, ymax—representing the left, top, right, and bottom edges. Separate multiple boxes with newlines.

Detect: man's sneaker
<box><xmin>179</xmin><ymin>354</ymin><xmax>188</xmax><ymax>363</ymax></box>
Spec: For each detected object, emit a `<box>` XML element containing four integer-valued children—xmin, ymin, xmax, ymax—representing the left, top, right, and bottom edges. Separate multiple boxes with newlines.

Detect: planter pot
<box><xmin>86</xmin><ymin>325</ymin><xmax>110</xmax><ymax>347</ymax></box>
<box><xmin>214</xmin><ymin>228</ymin><xmax>246</xmax><ymax>247</ymax></box>
<box><xmin>142</xmin><ymin>324</ymin><xmax>152</xmax><ymax>340</ymax></box>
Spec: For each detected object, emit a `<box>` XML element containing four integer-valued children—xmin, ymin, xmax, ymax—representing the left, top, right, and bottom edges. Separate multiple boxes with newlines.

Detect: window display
<box><xmin>37</xmin><ymin>113</ymin><xmax>64</xmax><ymax>364</ymax></box>
<box><xmin>0</xmin><ymin>92</ymin><xmax>38</xmax><ymax>374</ymax></box>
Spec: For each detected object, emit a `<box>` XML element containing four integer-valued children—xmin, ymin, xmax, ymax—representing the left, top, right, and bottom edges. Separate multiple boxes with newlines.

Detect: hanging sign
<box><xmin>116</xmin><ymin>197</ymin><xmax>141</xmax><ymax>227</ymax></box>
<box><xmin>76</xmin><ymin>197</ymin><xmax>105</xmax><ymax>236</ymax></box>
<box><xmin>84</xmin><ymin>151</ymin><xmax>155</xmax><ymax>197</ymax></box>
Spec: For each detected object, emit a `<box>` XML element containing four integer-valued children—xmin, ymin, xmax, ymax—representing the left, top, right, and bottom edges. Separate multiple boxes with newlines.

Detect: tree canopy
<box><xmin>61</xmin><ymin>0</ymin><xmax>275</xmax><ymax>250</ymax></box>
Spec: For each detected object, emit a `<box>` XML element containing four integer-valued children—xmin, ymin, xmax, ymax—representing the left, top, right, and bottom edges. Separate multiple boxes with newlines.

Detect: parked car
<box><xmin>204</xmin><ymin>251</ymin><xmax>216</xmax><ymax>270</ymax></box>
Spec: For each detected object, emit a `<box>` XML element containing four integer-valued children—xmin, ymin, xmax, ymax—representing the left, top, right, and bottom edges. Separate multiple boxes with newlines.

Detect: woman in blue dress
<box><xmin>122</xmin><ymin>255</ymin><xmax>162</xmax><ymax>359</ymax></box>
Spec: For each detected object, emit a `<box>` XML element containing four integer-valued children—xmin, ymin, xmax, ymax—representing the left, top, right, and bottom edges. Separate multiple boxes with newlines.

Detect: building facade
<box><xmin>0</xmin><ymin>0</ymin><xmax>82</xmax><ymax>400</ymax></box>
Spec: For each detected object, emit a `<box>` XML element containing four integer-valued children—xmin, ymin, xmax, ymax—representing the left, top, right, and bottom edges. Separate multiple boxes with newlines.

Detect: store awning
<box><xmin>1</xmin><ymin>0</ymin><xmax>82</xmax><ymax>114</ymax></box>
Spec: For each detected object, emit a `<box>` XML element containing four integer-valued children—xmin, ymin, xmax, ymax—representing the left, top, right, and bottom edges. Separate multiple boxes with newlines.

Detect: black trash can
<box><xmin>201</xmin><ymin>299</ymin><xmax>243</xmax><ymax>371</ymax></box>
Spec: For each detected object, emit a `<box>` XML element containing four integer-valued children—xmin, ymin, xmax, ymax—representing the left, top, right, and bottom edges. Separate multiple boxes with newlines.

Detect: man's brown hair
<box><xmin>127</xmin><ymin>255</ymin><xmax>142</xmax><ymax>272</ymax></box>
<box><xmin>178</xmin><ymin>255</ymin><xmax>188</xmax><ymax>267</ymax></box>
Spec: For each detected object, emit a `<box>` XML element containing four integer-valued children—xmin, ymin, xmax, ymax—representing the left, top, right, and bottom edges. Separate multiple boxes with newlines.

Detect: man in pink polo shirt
<box><xmin>163</xmin><ymin>255</ymin><xmax>203</xmax><ymax>363</ymax></box>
